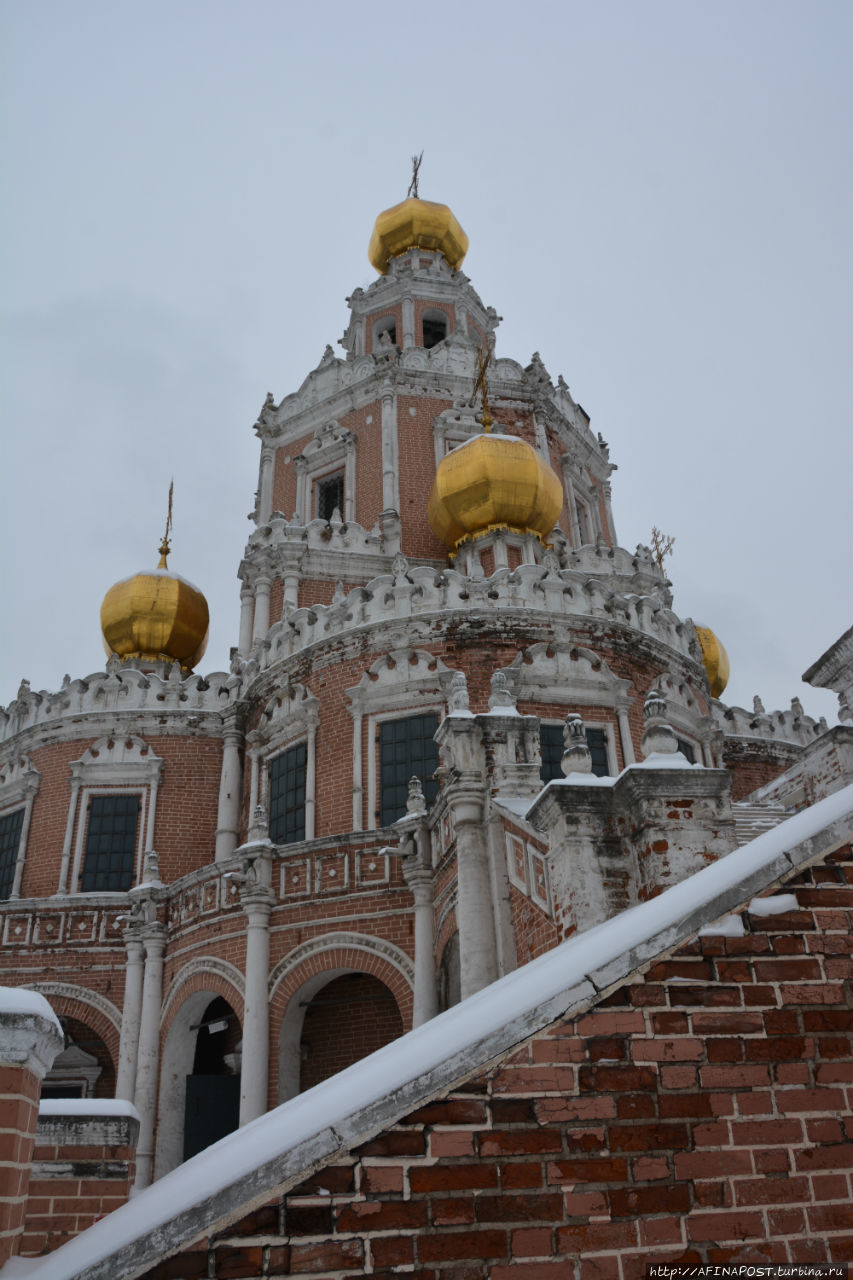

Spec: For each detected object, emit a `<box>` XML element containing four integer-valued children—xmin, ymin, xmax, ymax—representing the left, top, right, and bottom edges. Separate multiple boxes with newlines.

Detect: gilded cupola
<box><xmin>428</xmin><ymin>346</ymin><xmax>564</xmax><ymax>550</ymax></box>
<box><xmin>100</xmin><ymin>489</ymin><xmax>209</xmax><ymax>672</ymax></box>
<box><xmin>368</xmin><ymin>157</ymin><xmax>468</xmax><ymax>273</ymax></box>
<box><xmin>695</xmin><ymin>625</ymin><xmax>730</xmax><ymax>699</ymax></box>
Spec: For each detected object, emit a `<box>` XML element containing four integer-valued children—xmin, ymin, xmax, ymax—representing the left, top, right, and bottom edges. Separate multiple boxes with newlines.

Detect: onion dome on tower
<box><xmin>695</xmin><ymin>625</ymin><xmax>730</xmax><ymax>699</ymax></box>
<box><xmin>428</xmin><ymin>346</ymin><xmax>563</xmax><ymax>550</ymax></box>
<box><xmin>368</xmin><ymin>156</ymin><xmax>469</xmax><ymax>273</ymax></box>
<box><xmin>100</xmin><ymin>489</ymin><xmax>209</xmax><ymax>672</ymax></box>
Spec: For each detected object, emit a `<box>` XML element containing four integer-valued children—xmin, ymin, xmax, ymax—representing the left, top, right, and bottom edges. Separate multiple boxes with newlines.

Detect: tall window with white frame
<box><xmin>80</xmin><ymin>795</ymin><xmax>140</xmax><ymax>892</ymax></box>
<box><xmin>268</xmin><ymin>743</ymin><xmax>307</xmax><ymax>845</ymax></box>
<box><xmin>378</xmin><ymin>714</ymin><xmax>440</xmax><ymax>827</ymax></box>
<box><xmin>540</xmin><ymin>723</ymin><xmax>610</xmax><ymax>781</ymax></box>
<box><xmin>0</xmin><ymin>809</ymin><xmax>24</xmax><ymax>901</ymax></box>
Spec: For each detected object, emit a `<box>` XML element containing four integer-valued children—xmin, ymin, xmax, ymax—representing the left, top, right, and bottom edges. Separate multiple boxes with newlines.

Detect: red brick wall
<box><xmin>397</xmin><ymin>394</ymin><xmax>453</xmax><ymax>560</ymax></box>
<box><xmin>145</xmin><ymin>843</ymin><xmax>853</xmax><ymax>1277</ymax></box>
<box><xmin>0</xmin><ymin>1060</ymin><xmax>41</xmax><ymax>1265</ymax></box>
<box><xmin>299</xmin><ymin>973</ymin><xmax>405</xmax><ymax>1092</ymax></box>
<box><xmin>21</xmin><ymin>1131</ymin><xmax>136</xmax><ymax>1256</ymax></box>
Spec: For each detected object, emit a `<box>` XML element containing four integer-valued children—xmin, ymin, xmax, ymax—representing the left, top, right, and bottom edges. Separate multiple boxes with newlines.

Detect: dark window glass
<box><xmin>269</xmin><ymin>743</ymin><xmax>307</xmax><ymax>845</ymax></box>
<box><xmin>317</xmin><ymin>472</ymin><xmax>344</xmax><ymax>522</ymax></box>
<box><xmin>576</xmin><ymin>503</ymin><xmax>589</xmax><ymax>545</ymax></box>
<box><xmin>379</xmin><ymin>714</ymin><xmax>439</xmax><ymax>826</ymax></box>
<box><xmin>676</xmin><ymin>737</ymin><xmax>696</xmax><ymax>764</ymax></box>
<box><xmin>423</xmin><ymin>315</ymin><xmax>448</xmax><ymax>349</ymax></box>
<box><xmin>81</xmin><ymin>795</ymin><xmax>140</xmax><ymax>892</ymax></box>
<box><xmin>540</xmin><ymin>724</ymin><xmax>611</xmax><ymax>781</ymax></box>
<box><xmin>0</xmin><ymin>808</ymin><xmax>24</xmax><ymax>900</ymax></box>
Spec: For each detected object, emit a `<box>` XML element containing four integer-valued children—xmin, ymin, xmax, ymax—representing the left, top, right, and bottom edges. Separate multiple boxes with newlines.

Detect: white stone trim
<box><xmin>26</xmin><ymin>982</ymin><xmax>122</xmax><ymax>1034</ymax></box>
<box><xmin>161</xmin><ymin>957</ymin><xmax>246</xmax><ymax>1026</ymax></box>
<box><xmin>268</xmin><ymin>931</ymin><xmax>415</xmax><ymax>999</ymax></box>
<box><xmin>69</xmin><ymin>786</ymin><xmax>148</xmax><ymax>896</ymax></box>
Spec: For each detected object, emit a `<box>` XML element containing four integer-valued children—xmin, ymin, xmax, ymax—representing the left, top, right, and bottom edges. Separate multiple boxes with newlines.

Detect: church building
<box><xmin>0</xmin><ymin>189</ymin><xmax>850</xmax><ymax>1275</ymax></box>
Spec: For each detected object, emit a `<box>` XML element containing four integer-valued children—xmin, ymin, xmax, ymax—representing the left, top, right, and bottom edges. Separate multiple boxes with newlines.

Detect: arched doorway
<box><xmin>41</xmin><ymin>1016</ymin><xmax>115</xmax><ymax>1099</ymax></box>
<box><xmin>299</xmin><ymin>973</ymin><xmax>403</xmax><ymax>1093</ymax></box>
<box><xmin>156</xmin><ymin>991</ymin><xmax>242</xmax><ymax>1178</ymax></box>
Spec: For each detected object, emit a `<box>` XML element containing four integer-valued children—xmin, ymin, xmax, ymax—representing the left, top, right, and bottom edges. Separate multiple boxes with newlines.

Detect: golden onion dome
<box><xmin>101</xmin><ymin>542</ymin><xmax>209</xmax><ymax>672</ymax></box>
<box><xmin>695</xmin><ymin>625</ymin><xmax>730</xmax><ymax>699</ymax></box>
<box><xmin>428</xmin><ymin>432</ymin><xmax>563</xmax><ymax>549</ymax></box>
<box><xmin>368</xmin><ymin>197</ymin><xmax>468</xmax><ymax>274</ymax></box>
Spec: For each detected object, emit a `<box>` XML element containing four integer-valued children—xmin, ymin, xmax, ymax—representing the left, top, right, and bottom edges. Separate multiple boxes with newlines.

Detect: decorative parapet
<box><xmin>0</xmin><ymin>667</ymin><xmax>240</xmax><ymax>745</ymax></box>
<box><xmin>711</xmin><ymin>697</ymin><xmax>828</xmax><ymax>748</ymax></box>
<box><xmin>253</xmin><ymin>556</ymin><xmax>695</xmax><ymax>677</ymax></box>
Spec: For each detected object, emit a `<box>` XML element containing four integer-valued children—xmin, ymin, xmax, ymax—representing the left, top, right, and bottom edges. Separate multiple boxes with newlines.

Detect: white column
<box><xmin>407</xmin><ymin>867</ymin><xmax>438</xmax><ymax>1026</ymax></box>
<box><xmin>215</xmin><ymin>722</ymin><xmax>243</xmax><ymax>861</ymax></box>
<box><xmin>453</xmin><ymin>791</ymin><xmax>499</xmax><ymax>1000</ymax></box>
<box><xmin>617</xmin><ymin>707</ymin><xmax>636</xmax><ymax>766</ymax></box>
<box><xmin>249</xmin><ymin>751</ymin><xmax>260</xmax><ymax>814</ymax></box>
<box><xmin>380</xmin><ymin>384</ymin><xmax>399</xmax><ymax>512</ymax></box>
<box><xmin>283</xmin><ymin>572</ymin><xmax>300</xmax><ymax>609</ymax></box>
<box><xmin>238</xmin><ymin>589</ymin><xmax>254</xmax><ymax>656</ymax></box>
<box><xmin>239</xmin><ymin>873</ymin><xmax>274</xmax><ymax>1125</ymax></box>
<box><xmin>252</xmin><ymin>576</ymin><xmax>271</xmax><ymax>643</ymax></box>
<box><xmin>602</xmin><ymin>479</ymin><xmax>618</xmax><ymax>545</ymax></box>
<box><xmin>258</xmin><ymin>446</ymin><xmax>275</xmax><ymax>523</ymax></box>
<box><xmin>402</xmin><ymin>296</ymin><xmax>415</xmax><ymax>348</ymax></box>
<box><xmin>57</xmin><ymin>779</ymin><xmax>81</xmax><ymax>895</ymax></box>
<box><xmin>116</xmin><ymin>933</ymin><xmax>145</xmax><ymax>1100</ymax></box>
<box><xmin>133</xmin><ymin>923</ymin><xmax>165</xmax><ymax>1189</ymax></box>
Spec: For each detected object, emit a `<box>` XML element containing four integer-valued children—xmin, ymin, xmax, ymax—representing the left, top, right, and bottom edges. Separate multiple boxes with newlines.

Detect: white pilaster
<box><xmin>258</xmin><ymin>446</ymin><xmax>275</xmax><ymax>523</ymax></box>
<box><xmin>238</xmin><ymin>589</ymin><xmax>254</xmax><ymax>656</ymax></box>
<box><xmin>252</xmin><ymin>576</ymin><xmax>271</xmax><ymax>643</ymax></box>
<box><xmin>116</xmin><ymin>933</ymin><xmax>145</xmax><ymax>1101</ymax></box>
<box><xmin>617</xmin><ymin>707</ymin><xmax>636</xmax><ymax>766</ymax></box>
<box><xmin>380</xmin><ymin>384</ymin><xmax>399</xmax><ymax>513</ymax></box>
<box><xmin>215</xmin><ymin>721</ymin><xmax>244</xmax><ymax>862</ymax></box>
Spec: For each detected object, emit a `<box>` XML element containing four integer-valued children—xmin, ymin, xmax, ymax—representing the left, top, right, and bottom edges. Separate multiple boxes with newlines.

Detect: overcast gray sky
<box><xmin>1</xmin><ymin>1</ymin><xmax>850</xmax><ymax>720</ymax></box>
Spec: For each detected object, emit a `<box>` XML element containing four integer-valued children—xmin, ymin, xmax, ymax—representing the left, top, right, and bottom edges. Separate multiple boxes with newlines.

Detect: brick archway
<box><xmin>25</xmin><ymin>984</ymin><xmax>121</xmax><ymax>1082</ymax></box>
<box><xmin>270</xmin><ymin>936</ymin><xmax>414</xmax><ymax>1107</ymax></box>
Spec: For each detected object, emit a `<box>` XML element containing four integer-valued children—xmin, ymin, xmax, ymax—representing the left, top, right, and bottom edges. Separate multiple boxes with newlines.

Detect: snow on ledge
<box><xmin>39</xmin><ymin>1099</ymin><xmax>141</xmax><ymax>1121</ymax></box>
<box><xmin>0</xmin><ymin>987</ymin><xmax>62</xmax><ymax>1031</ymax></box>
<box><xmin>20</xmin><ymin>783</ymin><xmax>853</xmax><ymax>1280</ymax></box>
<box><xmin>747</xmin><ymin>892</ymin><xmax>799</xmax><ymax>916</ymax></box>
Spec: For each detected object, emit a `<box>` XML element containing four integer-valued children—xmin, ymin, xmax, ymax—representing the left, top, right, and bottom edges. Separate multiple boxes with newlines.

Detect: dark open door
<box><xmin>183</xmin><ymin>1074</ymin><xmax>240</xmax><ymax>1160</ymax></box>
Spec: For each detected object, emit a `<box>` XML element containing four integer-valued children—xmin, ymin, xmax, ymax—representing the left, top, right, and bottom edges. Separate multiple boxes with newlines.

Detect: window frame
<box><xmin>377</xmin><ymin>711</ymin><xmax>441</xmax><ymax>827</ymax></box>
<box><xmin>79</xmin><ymin>793</ymin><xmax>140</xmax><ymax>896</ymax></box>
<box><xmin>0</xmin><ymin>757</ymin><xmax>40</xmax><ymax>900</ymax></box>
<box><xmin>63</xmin><ymin>737</ymin><xmax>162</xmax><ymax>895</ymax></box>
<box><xmin>268</xmin><ymin>741</ymin><xmax>308</xmax><ymax>846</ymax></box>
<box><xmin>74</xmin><ymin>788</ymin><xmax>146</xmax><ymax>894</ymax></box>
<box><xmin>0</xmin><ymin>807</ymin><xmax>25</xmax><ymax>901</ymax></box>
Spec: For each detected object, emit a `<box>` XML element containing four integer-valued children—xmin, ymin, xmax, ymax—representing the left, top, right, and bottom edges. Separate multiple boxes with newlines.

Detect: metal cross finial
<box><xmin>472</xmin><ymin>340</ymin><xmax>495</xmax><ymax>432</ymax></box>
<box><xmin>158</xmin><ymin>480</ymin><xmax>174</xmax><ymax>568</ymax></box>
<box><xmin>650</xmin><ymin>525</ymin><xmax>675</xmax><ymax>574</ymax></box>
<box><xmin>407</xmin><ymin>151</ymin><xmax>423</xmax><ymax>199</ymax></box>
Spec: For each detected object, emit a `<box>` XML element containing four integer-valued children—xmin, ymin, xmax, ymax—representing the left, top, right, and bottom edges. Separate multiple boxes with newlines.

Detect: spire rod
<box><xmin>158</xmin><ymin>480</ymin><xmax>174</xmax><ymax>569</ymax></box>
<box><xmin>472</xmin><ymin>340</ymin><xmax>495</xmax><ymax>432</ymax></box>
<box><xmin>407</xmin><ymin>151</ymin><xmax>423</xmax><ymax>199</ymax></box>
